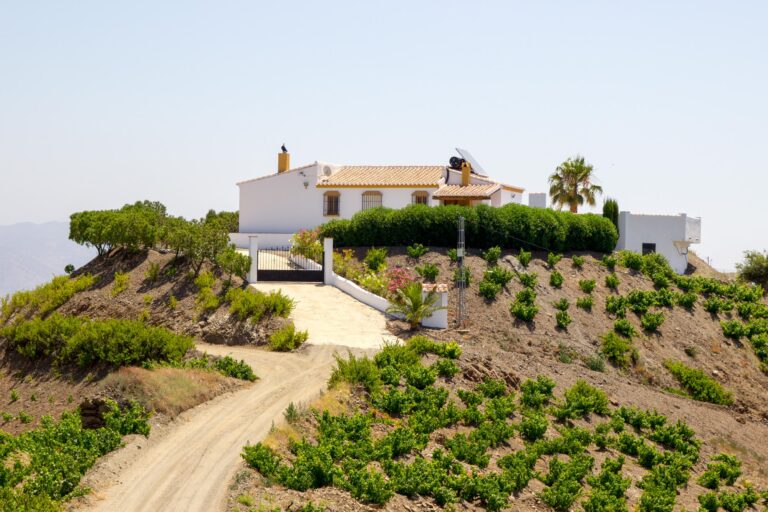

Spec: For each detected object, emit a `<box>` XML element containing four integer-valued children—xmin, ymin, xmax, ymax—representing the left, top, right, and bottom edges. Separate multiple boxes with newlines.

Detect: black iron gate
<box><xmin>256</xmin><ymin>247</ymin><xmax>324</xmax><ymax>282</ymax></box>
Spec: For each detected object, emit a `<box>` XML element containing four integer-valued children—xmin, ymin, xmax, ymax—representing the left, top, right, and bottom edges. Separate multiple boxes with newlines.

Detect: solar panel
<box><xmin>455</xmin><ymin>148</ymin><xmax>488</xmax><ymax>177</ymax></box>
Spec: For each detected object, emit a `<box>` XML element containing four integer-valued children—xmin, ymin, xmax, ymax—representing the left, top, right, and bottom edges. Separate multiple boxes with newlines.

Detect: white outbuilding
<box><xmin>616</xmin><ymin>211</ymin><xmax>701</xmax><ymax>274</ymax></box>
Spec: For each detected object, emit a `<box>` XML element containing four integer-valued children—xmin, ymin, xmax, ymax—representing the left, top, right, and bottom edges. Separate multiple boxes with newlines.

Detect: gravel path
<box><xmin>78</xmin><ymin>283</ymin><xmax>388</xmax><ymax>512</ymax></box>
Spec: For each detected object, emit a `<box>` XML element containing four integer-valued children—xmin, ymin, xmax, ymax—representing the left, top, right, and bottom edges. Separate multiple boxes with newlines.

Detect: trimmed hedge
<box><xmin>320</xmin><ymin>204</ymin><xmax>618</xmax><ymax>253</ymax></box>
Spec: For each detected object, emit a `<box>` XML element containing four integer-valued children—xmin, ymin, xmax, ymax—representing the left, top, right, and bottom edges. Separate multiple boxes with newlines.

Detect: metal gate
<box><xmin>256</xmin><ymin>246</ymin><xmax>324</xmax><ymax>282</ymax></box>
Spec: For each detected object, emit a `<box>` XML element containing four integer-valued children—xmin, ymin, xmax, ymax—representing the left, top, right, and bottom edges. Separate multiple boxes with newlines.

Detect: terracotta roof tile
<box><xmin>432</xmin><ymin>184</ymin><xmax>501</xmax><ymax>199</ymax></box>
<box><xmin>317</xmin><ymin>165</ymin><xmax>445</xmax><ymax>188</ymax></box>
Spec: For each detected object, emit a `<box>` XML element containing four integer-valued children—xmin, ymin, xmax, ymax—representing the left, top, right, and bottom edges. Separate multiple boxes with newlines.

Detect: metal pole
<box><xmin>457</xmin><ymin>216</ymin><xmax>467</xmax><ymax>329</ymax></box>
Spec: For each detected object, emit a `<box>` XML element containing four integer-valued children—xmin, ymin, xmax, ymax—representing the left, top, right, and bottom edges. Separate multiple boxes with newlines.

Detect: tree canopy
<box><xmin>549</xmin><ymin>156</ymin><xmax>603</xmax><ymax>213</ymax></box>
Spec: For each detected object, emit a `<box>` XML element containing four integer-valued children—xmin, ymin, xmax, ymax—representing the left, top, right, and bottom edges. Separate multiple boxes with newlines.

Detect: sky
<box><xmin>1</xmin><ymin>1</ymin><xmax>766</xmax><ymax>271</ymax></box>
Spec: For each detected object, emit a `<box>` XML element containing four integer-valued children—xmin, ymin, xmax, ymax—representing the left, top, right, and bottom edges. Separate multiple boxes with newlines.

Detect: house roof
<box><xmin>432</xmin><ymin>184</ymin><xmax>501</xmax><ymax>199</ymax></box>
<box><xmin>316</xmin><ymin>166</ymin><xmax>445</xmax><ymax>188</ymax></box>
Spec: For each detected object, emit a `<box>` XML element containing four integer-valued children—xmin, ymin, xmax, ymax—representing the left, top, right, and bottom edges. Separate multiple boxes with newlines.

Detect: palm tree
<box><xmin>386</xmin><ymin>282</ymin><xmax>445</xmax><ymax>330</ymax></box>
<box><xmin>548</xmin><ymin>156</ymin><xmax>603</xmax><ymax>213</ymax></box>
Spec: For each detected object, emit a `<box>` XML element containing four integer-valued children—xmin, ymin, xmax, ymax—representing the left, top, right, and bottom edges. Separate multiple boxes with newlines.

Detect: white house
<box><xmin>616</xmin><ymin>211</ymin><xmax>701</xmax><ymax>274</ymax></box>
<box><xmin>232</xmin><ymin>151</ymin><xmax>525</xmax><ymax>247</ymax></box>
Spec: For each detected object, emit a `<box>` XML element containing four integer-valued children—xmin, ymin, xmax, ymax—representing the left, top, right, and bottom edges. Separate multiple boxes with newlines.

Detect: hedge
<box><xmin>319</xmin><ymin>204</ymin><xmax>618</xmax><ymax>253</ymax></box>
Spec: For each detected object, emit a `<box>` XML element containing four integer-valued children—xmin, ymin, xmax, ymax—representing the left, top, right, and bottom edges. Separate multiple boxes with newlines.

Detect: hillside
<box><xmin>0</xmin><ymin>221</ymin><xmax>95</xmax><ymax>297</ymax></box>
<box><xmin>228</xmin><ymin>248</ymin><xmax>768</xmax><ymax>512</ymax></box>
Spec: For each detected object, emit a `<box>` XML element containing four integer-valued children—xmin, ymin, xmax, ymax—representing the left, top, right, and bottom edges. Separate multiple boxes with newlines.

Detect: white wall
<box><xmin>617</xmin><ymin>212</ymin><xmax>701</xmax><ymax>274</ymax></box>
<box><xmin>229</xmin><ymin>232</ymin><xmax>293</xmax><ymax>249</ymax></box>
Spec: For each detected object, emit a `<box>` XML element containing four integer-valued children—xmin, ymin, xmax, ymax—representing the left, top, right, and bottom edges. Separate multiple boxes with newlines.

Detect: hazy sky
<box><xmin>1</xmin><ymin>1</ymin><xmax>766</xmax><ymax>271</ymax></box>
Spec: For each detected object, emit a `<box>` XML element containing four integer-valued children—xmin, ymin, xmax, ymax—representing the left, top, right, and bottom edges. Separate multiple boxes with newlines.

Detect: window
<box><xmin>412</xmin><ymin>191</ymin><xmax>429</xmax><ymax>205</ymax></box>
<box><xmin>361</xmin><ymin>191</ymin><xmax>382</xmax><ymax>210</ymax></box>
<box><xmin>323</xmin><ymin>191</ymin><xmax>340</xmax><ymax>216</ymax></box>
<box><xmin>642</xmin><ymin>243</ymin><xmax>656</xmax><ymax>255</ymax></box>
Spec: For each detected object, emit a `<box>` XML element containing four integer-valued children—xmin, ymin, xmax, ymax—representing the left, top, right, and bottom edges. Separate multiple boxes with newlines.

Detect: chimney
<box><xmin>461</xmin><ymin>161</ymin><xmax>471</xmax><ymax>186</ymax></box>
<box><xmin>278</xmin><ymin>151</ymin><xmax>290</xmax><ymax>173</ymax></box>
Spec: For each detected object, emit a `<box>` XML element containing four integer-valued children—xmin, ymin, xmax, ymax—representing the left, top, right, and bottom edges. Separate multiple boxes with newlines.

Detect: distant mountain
<box><xmin>0</xmin><ymin>222</ymin><xmax>95</xmax><ymax>297</ymax></box>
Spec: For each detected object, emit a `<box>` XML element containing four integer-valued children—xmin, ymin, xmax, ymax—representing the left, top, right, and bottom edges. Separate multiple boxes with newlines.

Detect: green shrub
<box><xmin>415</xmin><ymin>262</ymin><xmax>439</xmax><ymax>282</ymax></box>
<box><xmin>242</xmin><ymin>443</ymin><xmax>282</xmax><ymax>477</ymax></box>
<box><xmin>212</xmin><ymin>356</ymin><xmax>258</xmax><ymax>381</ymax></box>
<box><xmin>432</xmin><ymin>358</ymin><xmax>459</xmax><ymax>378</ymax></box>
<box><xmin>404</xmin><ymin>365</ymin><xmax>437</xmax><ymax>389</ymax></box>
<box><xmin>579</xmin><ymin>279</ymin><xmax>596</xmax><ymax>294</ymax></box>
<box><xmin>484</xmin><ymin>266</ymin><xmax>513</xmax><ymax>287</ymax></box>
<box><xmin>479</xmin><ymin>280</ymin><xmax>502</xmax><ymax>300</ymax></box>
<box><xmin>720</xmin><ymin>320</ymin><xmax>745</xmax><ymax>340</ymax></box>
<box><xmin>329</xmin><ymin>352</ymin><xmax>381</xmax><ymax>393</ymax></box>
<box><xmin>547</xmin><ymin>253</ymin><xmax>563</xmax><ymax>268</ymax></box>
<box><xmin>226</xmin><ymin>287</ymin><xmax>295</xmax><ymax>322</ymax></box>
<box><xmin>111</xmin><ymin>271</ymin><xmax>130</xmax><ymax>297</ymax></box>
<box><xmin>144</xmin><ymin>262</ymin><xmax>161</xmax><ymax>283</ymax></box>
<box><xmin>550</xmin><ymin>270</ymin><xmax>564</xmax><ymax>288</ymax></box>
<box><xmin>677</xmin><ymin>292</ymin><xmax>697</xmax><ymax>310</ymax></box>
<box><xmin>613</xmin><ymin>319</ymin><xmax>637</xmax><ymax>338</ymax></box>
<box><xmin>482</xmin><ymin>246</ymin><xmax>502</xmax><ymax>266</ymax></box>
<box><xmin>605</xmin><ymin>295</ymin><xmax>627</xmax><ymax>318</ymax></box>
<box><xmin>520</xmin><ymin>413</ymin><xmax>548</xmax><ymax>442</ymax></box>
<box><xmin>453</xmin><ymin>267</ymin><xmax>472</xmax><ymax>286</ymax></box>
<box><xmin>268</xmin><ymin>323</ymin><xmax>308</xmax><ymax>352</ymax></box>
<box><xmin>447</xmin><ymin>248</ymin><xmax>458</xmax><ymax>262</ymax></box>
<box><xmin>556</xmin><ymin>311</ymin><xmax>572</xmax><ymax>330</ymax></box>
<box><xmin>519</xmin><ymin>272</ymin><xmax>538</xmax><ymax>288</ymax></box>
<box><xmin>605</xmin><ymin>273</ymin><xmax>620</xmax><ymax>290</ymax></box>
<box><xmin>626</xmin><ymin>290</ymin><xmax>656</xmax><ymax>315</ymax></box>
<box><xmin>603</xmin><ymin>198</ymin><xmax>620</xmax><ymax>234</ymax></box>
<box><xmin>517</xmin><ymin>248</ymin><xmax>532</xmax><ymax>268</ymax></box>
<box><xmin>576</xmin><ymin>296</ymin><xmax>593</xmax><ymax>311</ymax></box>
<box><xmin>653</xmin><ymin>288</ymin><xmax>676</xmax><ymax>308</ymax></box>
<box><xmin>619</xmin><ymin>251</ymin><xmax>644</xmax><ymax>271</ymax></box>
<box><xmin>652</xmin><ymin>272</ymin><xmax>671</xmax><ymax>289</ymax></box>
<box><xmin>736</xmin><ymin>250</ymin><xmax>768</xmax><ymax>291</ymax></box>
<box><xmin>511</xmin><ymin>289</ymin><xmax>538</xmax><ymax>322</ymax></box>
<box><xmin>601</xmin><ymin>332</ymin><xmax>637</xmax><ymax>369</ymax></box>
<box><xmin>477</xmin><ymin>378</ymin><xmax>507</xmax><ymax>398</ymax></box>
<box><xmin>697</xmin><ymin>453</ymin><xmax>741</xmax><ymax>490</ymax></box>
<box><xmin>602</xmin><ymin>254</ymin><xmax>617</xmax><ymax>271</ymax></box>
<box><xmin>554</xmin><ymin>380</ymin><xmax>610</xmax><ymax>420</ymax></box>
<box><xmin>364</xmin><ymin>247</ymin><xmax>388</xmax><ymax>271</ymax></box>
<box><xmin>0</xmin><ymin>274</ymin><xmax>96</xmax><ymax>324</ymax></box>
<box><xmin>319</xmin><ymin>203</ymin><xmax>618</xmax><ymax>253</ymax></box>
<box><xmin>406</xmin><ymin>243</ymin><xmax>429</xmax><ymax>259</ymax></box>
<box><xmin>586</xmin><ymin>354</ymin><xmax>606</xmax><ymax>372</ymax></box>
<box><xmin>3</xmin><ymin>314</ymin><xmax>193</xmax><ymax>366</ymax></box>
<box><xmin>584</xmin><ymin>457</ymin><xmax>631</xmax><ymax>512</ymax></box>
<box><xmin>664</xmin><ymin>360</ymin><xmax>733</xmax><ymax>405</ymax></box>
<box><xmin>520</xmin><ymin>375</ymin><xmax>556</xmax><ymax>409</ymax></box>
<box><xmin>344</xmin><ymin>467</ymin><xmax>394</xmax><ymax>505</ymax></box>
<box><xmin>540</xmin><ymin>454</ymin><xmax>594</xmax><ymax>511</ymax></box>
<box><xmin>641</xmin><ymin>312</ymin><xmax>665</xmax><ymax>332</ymax></box>
<box><xmin>572</xmin><ymin>255</ymin><xmax>585</xmax><ymax>269</ymax></box>
<box><xmin>703</xmin><ymin>297</ymin><xmax>732</xmax><ymax>315</ymax></box>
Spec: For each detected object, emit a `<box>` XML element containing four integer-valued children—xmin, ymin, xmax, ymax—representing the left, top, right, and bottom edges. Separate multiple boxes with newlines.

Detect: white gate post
<box><xmin>323</xmin><ymin>238</ymin><xmax>334</xmax><ymax>284</ymax></box>
<box><xmin>248</xmin><ymin>235</ymin><xmax>259</xmax><ymax>283</ymax></box>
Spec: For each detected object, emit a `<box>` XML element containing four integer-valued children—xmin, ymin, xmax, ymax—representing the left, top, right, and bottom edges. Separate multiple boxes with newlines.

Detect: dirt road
<box><xmin>78</xmin><ymin>283</ymin><xmax>389</xmax><ymax>512</ymax></box>
<box><xmin>80</xmin><ymin>343</ymin><xmax>369</xmax><ymax>512</ymax></box>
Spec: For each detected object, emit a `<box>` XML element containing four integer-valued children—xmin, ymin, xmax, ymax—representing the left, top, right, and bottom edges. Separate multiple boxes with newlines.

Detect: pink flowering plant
<box><xmin>290</xmin><ymin>229</ymin><xmax>323</xmax><ymax>262</ymax></box>
<box><xmin>386</xmin><ymin>267</ymin><xmax>416</xmax><ymax>297</ymax></box>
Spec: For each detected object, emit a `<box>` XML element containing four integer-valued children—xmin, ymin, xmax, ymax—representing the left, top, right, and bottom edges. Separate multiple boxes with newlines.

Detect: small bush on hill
<box><xmin>605</xmin><ymin>273</ymin><xmax>620</xmax><ymax>291</ymax></box>
<box><xmin>520</xmin><ymin>375</ymin><xmax>556</xmax><ymax>409</ymax></box>
<box><xmin>605</xmin><ymin>295</ymin><xmax>627</xmax><ymax>318</ymax></box>
<box><xmin>479</xmin><ymin>281</ymin><xmax>502</xmax><ymax>301</ymax></box>
<box><xmin>329</xmin><ymin>352</ymin><xmax>380</xmax><ymax>393</ymax></box>
<box><xmin>519</xmin><ymin>272</ymin><xmax>537</xmax><ymax>289</ymax></box>
<box><xmin>510</xmin><ymin>289</ymin><xmax>538</xmax><ymax>323</ymax></box>
<box><xmin>482</xmin><ymin>246</ymin><xmax>502</xmax><ymax>266</ymax></box>
<box><xmin>572</xmin><ymin>255</ymin><xmax>585</xmax><ymax>269</ymax></box>
<box><xmin>698</xmin><ymin>454</ymin><xmax>742</xmax><ymax>490</ymax></box>
<box><xmin>111</xmin><ymin>271</ymin><xmax>130</xmax><ymax>297</ymax></box>
<box><xmin>517</xmin><ymin>248</ymin><xmax>532</xmax><ymax>268</ymax></box>
<box><xmin>550</xmin><ymin>270</ymin><xmax>564</xmax><ymax>288</ymax></box>
<box><xmin>447</xmin><ymin>248</ymin><xmax>458</xmax><ymax>262</ymax></box>
<box><xmin>703</xmin><ymin>297</ymin><xmax>733</xmax><ymax>315</ymax></box>
<box><xmin>677</xmin><ymin>292</ymin><xmax>697</xmax><ymax>310</ymax></box>
<box><xmin>626</xmin><ymin>290</ymin><xmax>656</xmax><ymax>315</ymax></box>
<box><xmin>579</xmin><ymin>279</ymin><xmax>596</xmax><ymax>294</ymax></box>
<box><xmin>554</xmin><ymin>380</ymin><xmax>610</xmax><ymax>420</ymax></box>
<box><xmin>720</xmin><ymin>320</ymin><xmax>745</xmax><ymax>340</ymax></box>
<box><xmin>268</xmin><ymin>323</ymin><xmax>309</xmax><ymax>352</ymax></box>
<box><xmin>415</xmin><ymin>263</ymin><xmax>439</xmax><ymax>282</ymax></box>
<box><xmin>641</xmin><ymin>312</ymin><xmax>665</xmax><ymax>332</ymax></box>
<box><xmin>406</xmin><ymin>243</ymin><xmax>429</xmax><ymax>259</ymax></box>
<box><xmin>601</xmin><ymin>332</ymin><xmax>638</xmax><ymax>369</ymax></box>
<box><xmin>613</xmin><ymin>319</ymin><xmax>637</xmax><ymax>338</ymax></box>
<box><xmin>556</xmin><ymin>311</ymin><xmax>572</xmax><ymax>330</ymax></box>
<box><xmin>664</xmin><ymin>361</ymin><xmax>733</xmax><ymax>405</ymax></box>
<box><xmin>576</xmin><ymin>296</ymin><xmax>593</xmax><ymax>311</ymax></box>
<box><xmin>602</xmin><ymin>254</ymin><xmax>617</xmax><ymax>271</ymax></box>
<box><xmin>553</xmin><ymin>298</ymin><xmax>570</xmax><ymax>311</ymax></box>
<box><xmin>364</xmin><ymin>247</ymin><xmax>388</xmax><ymax>272</ymax></box>
<box><xmin>586</xmin><ymin>354</ymin><xmax>606</xmax><ymax>372</ymax></box>
<box><xmin>619</xmin><ymin>251</ymin><xmax>644</xmax><ymax>271</ymax></box>
<box><xmin>736</xmin><ymin>250</ymin><xmax>768</xmax><ymax>291</ymax></box>
<box><xmin>547</xmin><ymin>253</ymin><xmax>563</xmax><ymax>268</ymax></box>
<box><xmin>484</xmin><ymin>266</ymin><xmax>513</xmax><ymax>287</ymax></box>
<box><xmin>520</xmin><ymin>413</ymin><xmax>548</xmax><ymax>442</ymax></box>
